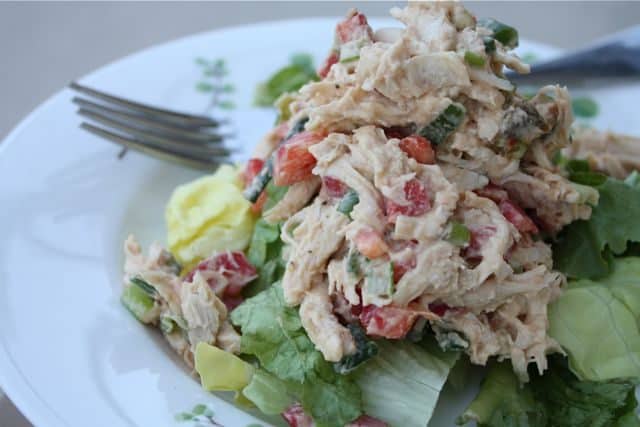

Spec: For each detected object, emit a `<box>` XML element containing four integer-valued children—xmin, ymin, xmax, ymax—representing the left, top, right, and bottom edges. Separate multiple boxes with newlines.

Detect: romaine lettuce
<box><xmin>354</xmin><ymin>339</ymin><xmax>458</xmax><ymax>427</ymax></box>
<box><xmin>231</xmin><ymin>284</ymin><xmax>363</xmax><ymax>426</ymax></box>
<box><xmin>458</xmin><ymin>358</ymin><xmax>639</xmax><ymax>427</ymax></box>
<box><xmin>553</xmin><ymin>178</ymin><xmax>640</xmax><ymax>279</ymax></box>
<box><xmin>549</xmin><ymin>257</ymin><xmax>640</xmax><ymax>381</ymax></box>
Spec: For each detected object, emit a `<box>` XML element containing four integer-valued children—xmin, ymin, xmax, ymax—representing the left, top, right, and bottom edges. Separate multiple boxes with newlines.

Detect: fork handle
<box><xmin>509</xmin><ymin>25</ymin><xmax>640</xmax><ymax>83</ymax></box>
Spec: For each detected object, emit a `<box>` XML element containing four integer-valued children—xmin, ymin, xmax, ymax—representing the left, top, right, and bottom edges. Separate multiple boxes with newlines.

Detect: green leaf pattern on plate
<box><xmin>175</xmin><ymin>403</ymin><xmax>264</xmax><ymax>427</ymax></box>
<box><xmin>194</xmin><ymin>57</ymin><xmax>236</xmax><ymax>111</ymax></box>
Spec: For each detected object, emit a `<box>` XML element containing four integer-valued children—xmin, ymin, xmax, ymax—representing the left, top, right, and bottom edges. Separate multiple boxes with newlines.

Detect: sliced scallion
<box><xmin>448</xmin><ymin>221</ymin><xmax>471</xmax><ymax>246</ymax></box>
<box><xmin>418</xmin><ymin>103</ymin><xmax>466</xmax><ymax>145</ymax></box>
<box><xmin>337</xmin><ymin>189</ymin><xmax>360</xmax><ymax>217</ymax></box>
<box><xmin>464</xmin><ymin>51</ymin><xmax>486</xmax><ymax>67</ymax></box>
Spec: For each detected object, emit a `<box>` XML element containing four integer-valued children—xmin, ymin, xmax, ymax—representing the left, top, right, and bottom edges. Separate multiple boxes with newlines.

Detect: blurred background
<box><xmin>1</xmin><ymin>1</ymin><xmax>639</xmax><ymax>425</ymax></box>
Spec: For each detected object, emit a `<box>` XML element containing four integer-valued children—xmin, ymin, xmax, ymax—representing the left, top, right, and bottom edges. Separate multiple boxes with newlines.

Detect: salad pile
<box><xmin>121</xmin><ymin>3</ymin><xmax>640</xmax><ymax>426</ymax></box>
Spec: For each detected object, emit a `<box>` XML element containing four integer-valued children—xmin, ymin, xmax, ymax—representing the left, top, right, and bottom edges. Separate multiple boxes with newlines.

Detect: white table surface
<box><xmin>1</xmin><ymin>2</ymin><xmax>639</xmax><ymax>426</ymax></box>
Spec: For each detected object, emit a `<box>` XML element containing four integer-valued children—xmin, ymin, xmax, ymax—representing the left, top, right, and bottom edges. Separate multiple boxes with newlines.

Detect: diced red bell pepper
<box><xmin>273</xmin><ymin>131</ymin><xmax>325</xmax><ymax>186</ymax></box>
<box><xmin>243</xmin><ymin>158</ymin><xmax>265</xmax><ymax>188</ymax></box>
<box><xmin>464</xmin><ymin>225</ymin><xmax>497</xmax><ymax>260</ymax></box>
<box><xmin>318</xmin><ymin>51</ymin><xmax>339</xmax><ymax>79</ymax></box>
<box><xmin>243</xmin><ymin>158</ymin><xmax>268</xmax><ymax>213</ymax></box>
<box><xmin>336</xmin><ymin>11</ymin><xmax>374</xmax><ymax>44</ymax></box>
<box><xmin>282</xmin><ymin>404</ymin><xmax>315</xmax><ymax>427</ymax></box>
<box><xmin>185</xmin><ymin>252</ymin><xmax>258</xmax><ymax>310</ymax></box>
<box><xmin>499</xmin><ymin>199</ymin><xmax>539</xmax><ymax>234</ymax></box>
<box><xmin>347</xmin><ymin>415</ymin><xmax>389</xmax><ymax>427</ymax></box>
<box><xmin>383</xmin><ymin>126</ymin><xmax>412</xmax><ymax>140</ymax></box>
<box><xmin>399</xmin><ymin>135</ymin><xmax>436</xmax><ymax>165</ymax></box>
<box><xmin>323</xmin><ymin>176</ymin><xmax>348</xmax><ymax>198</ymax></box>
<box><xmin>385</xmin><ymin>179</ymin><xmax>431</xmax><ymax>223</ymax></box>
<box><xmin>360</xmin><ymin>305</ymin><xmax>418</xmax><ymax>339</ymax></box>
<box><xmin>354</xmin><ymin>229</ymin><xmax>388</xmax><ymax>259</ymax></box>
<box><xmin>392</xmin><ymin>256</ymin><xmax>416</xmax><ymax>283</ymax></box>
<box><xmin>475</xmin><ymin>184</ymin><xmax>508</xmax><ymax>203</ymax></box>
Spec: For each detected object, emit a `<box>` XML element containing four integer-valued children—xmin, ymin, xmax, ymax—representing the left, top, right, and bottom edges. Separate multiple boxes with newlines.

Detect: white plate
<box><xmin>1</xmin><ymin>17</ymin><xmax>639</xmax><ymax>427</ymax></box>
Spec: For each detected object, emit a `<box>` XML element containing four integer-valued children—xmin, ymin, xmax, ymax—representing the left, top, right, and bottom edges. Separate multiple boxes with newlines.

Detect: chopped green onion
<box><xmin>121</xmin><ymin>284</ymin><xmax>157</xmax><ymax>324</ymax></box>
<box><xmin>334</xmin><ymin>324</ymin><xmax>378</xmax><ymax>374</ymax></box>
<box><xmin>569</xmin><ymin>171</ymin><xmax>607</xmax><ymax>187</ymax></box>
<box><xmin>130</xmin><ymin>276</ymin><xmax>157</xmax><ymax>297</ymax></box>
<box><xmin>464</xmin><ymin>51</ymin><xmax>485</xmax><ymax>67</ymax></box>
<box><xmin>433</xmin><ymin>325</ymin><xmax>469</xmax><ymax>352</ymax></box>
<box><xmin>340</xmin><ymin>56</ymin><xmax>360</xmax><ymax>64</ymax></box>
<box><xmin>284</xmin><ymin>117</ymin><xmax>309</xmax><ymax>141</ymax></box>
<box><xmin>448</xmin><ymin>221</ymin><xmax>471</xmax><ymax>246</ymax></box>
<box><xmin>418</xmin><ymin>103</ymin><xmax>466</xmax><ymax>145</ymax></box>
<box><xmin>483</xmin><ymin>37</ymin><xmax>496</xmax><ymax>54</ymax></box>
<box><xmin>243</xmin><ymin>157</ymin><xmax>273</xmax><ymax>203</ymax></box>
<box><xmin>479</xmin><ymin>18</ymin><xmax>519</xmax><ymax>48</ymax></box>
<box><xmin>160</xmin><ymin>316</ymin><xmax>177</xmax><ymax>334</ymax></box>
<box><xmin>346</xmin><ymin>249</ymin><xmax>363</xmax><ymax>276</ymax></box>
<box><xmin>337</xmin><ymin>189</ymin><xmax>360</xmax><ymax>217</ymax></box>
<box><xmin>566</xmin><ymin>158</ymin><xmax>591</xmax><ymax>174</ymax></box>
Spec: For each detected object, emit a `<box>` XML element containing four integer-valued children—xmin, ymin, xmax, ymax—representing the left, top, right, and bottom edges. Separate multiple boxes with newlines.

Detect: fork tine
<box><xmin>77</xmin><ymin>108</ymin><xmax>232</xmax><ymax>158</ymax></box>
<box><xmin>73</xmin><ymin>97</ymin><xmax>226</xmax><ymax>144</ymax></box>
<box><xmin>79</xmin><ymin>122</ymin><xmax>223</xmax><ymax>171</ymax></box>
<box><xmin>70</xmin><ymin>81</ymin><xmax>221</xmax><ymax>129</ymax></box>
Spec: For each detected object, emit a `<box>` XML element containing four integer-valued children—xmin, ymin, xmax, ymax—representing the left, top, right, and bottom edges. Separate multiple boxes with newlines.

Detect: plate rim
<box><xmin>0</xmin><ymin>15</ymin><xmax>561</xmax><ymax>427</ymax></box>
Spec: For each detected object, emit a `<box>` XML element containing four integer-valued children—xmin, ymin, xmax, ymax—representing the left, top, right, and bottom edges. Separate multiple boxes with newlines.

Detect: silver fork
<box><xmin>70</xmin><ymin>81</ymin><xmax>232</xmax><ymax>170</ymax></box>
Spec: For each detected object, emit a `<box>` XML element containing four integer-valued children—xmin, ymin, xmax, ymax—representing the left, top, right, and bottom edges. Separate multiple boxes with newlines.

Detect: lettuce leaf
<box><xmin>553</xmin><ymin>178</ymin><xmax>640</xmax><ymax>279</ymax></box>
<box><xmin>549</xmin><ymin>257</ymin><xmax>640</xmax><ymax>381</ymax></box>
<box><xmin>244</xmin><ymin>219</ymin><xmax>285</xmax><ymax>297</ymax></box>
<box><xmin>254</xmin><ymin>53</ymin><xmax>318</xmax><ymax>107</ymax></box>
<box><xmin>353</xmin><ymin>339</ymin><xmax>458</xmax><ymax>427</ymax></box>
<box><xmin>457</xmin><ymin>362</ymin><xmax>546</xmax><ymax>426</ymax></box>
<box><xmin>458</xmin><ymin>358</ymin><xmax>640</xmax><ymax>427</ymax></box>
<box><xmin>230</xmin><ymin>284</ymin><xmax>362</xmax><ymax>426</ymax></box>
<box><xmin>241</xmin><ymin>369</ymin><xmax>295</xmax><ymax>415</ymax></box>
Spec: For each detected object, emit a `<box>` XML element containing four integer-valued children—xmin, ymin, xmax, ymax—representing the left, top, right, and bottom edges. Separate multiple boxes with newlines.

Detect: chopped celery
<box><xmin>337</xmin><ymin>189</ymin><xmax>360</xmax><ymax>217</ymax></box>
<box><xmin>334</xmin><ymin>324</ymin><xmax>378</xmax><ymax>375</ymax></box>
<box><xmin>419</xmin><ymin>103</ymin><xmax>466</xmax><ymax>145</ymax></box>
<box><xmin>479</xmin><ymin>18</ymin><xmax>519</xmax><ymax>48</ymax></box>
<box><xmin>448</xmin><ymin>221</ymin><xmax>471</xmax><ymax>246</ymax></box>
<box><xmin>195</xmin><ymin>342</ymin><xmax>255</xmax><ymax>392</ymax></box>
<box><xmin>464</xmin><ymin>51</ymin><xmax>485</xmax><ymax>67</ymax></box>
<box><xmin>340</xmin><ymin>56</ymin><xmax>360</xmax><ymax>64</ymax></box>
<box><xmin>121</xmin><ymin>284</ymin><xmax>158</xmax><ymax>324</ymax></box>
<box><xmin>130</xmin><ymin>276</ymin><xmax>157</xmax><ymax>296</ymax></box>
<box><xmin>364</xmin><ymin>260</ymin><xmax>394</xmax><ymax>301</ymax></box>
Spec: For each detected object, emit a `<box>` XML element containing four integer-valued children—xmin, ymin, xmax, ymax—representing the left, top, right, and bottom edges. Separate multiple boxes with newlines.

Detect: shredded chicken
<box><xmin>272</xmin><ymin>2</ymin><xmax>582</xmax><ymax>380</ymax></box>
<box><xmin>565</xmin><ymin>127</ymin><xmax>640</xmax><ymax>179</ymax></box>
<box><xmin>281</xmin><ymin>198</ymin><xmax>350</xmax><ymax>305</ymax></box>
<box><xmin>122</xmin><ymin>236</ymin><xmax>242</xmax><ymax>369</ymax></box>
<box><xmin>300</xmin><ymin>277</ymin><xmax>356</xmax><ymax>361</ymax></box>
